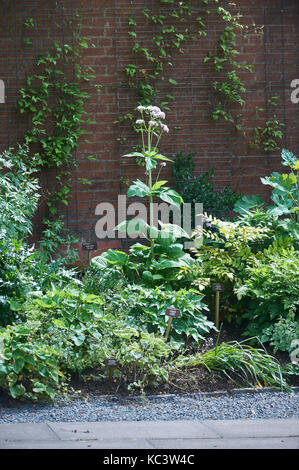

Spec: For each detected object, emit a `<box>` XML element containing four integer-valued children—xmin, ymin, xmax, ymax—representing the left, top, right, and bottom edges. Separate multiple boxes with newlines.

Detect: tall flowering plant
<box><xmin>118</xmin><ymin>105</ymin><xmax>187</xmax><ymax>258</ymax></box>
<box><xmin>92</xmin><ymin>104</ymin><xmax>193</xmax><ymax>286</ymax></box>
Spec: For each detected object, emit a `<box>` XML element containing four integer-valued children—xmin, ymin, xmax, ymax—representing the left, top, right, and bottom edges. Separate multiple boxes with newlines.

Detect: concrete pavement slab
<box><xmin>202</xmin><ymin>418</ymin><xmax>299</xmax><ymax>439</ymax></box>
<box><xmin>149</xmin><ymin>437</ymin><xmax>299</xmax><ymax>449</ymax></box>
<box><xmin>0</xmin><ymin>419</ymin><xmax>298</xmax><ymax>449</ymax></box>
<box><xmin>0</xmin><ymin>438</ymin><xmax>155</xmax><ymax>449</ymax></box>
<box><xmin>47</xmin><ymin>420</ymin><xmax>219</xmax><ymax>441</ymax></box>
<box><xmin>0</xmin><ymin>423</ymin><xmax>58</xmax><ymax>441</ymax></box>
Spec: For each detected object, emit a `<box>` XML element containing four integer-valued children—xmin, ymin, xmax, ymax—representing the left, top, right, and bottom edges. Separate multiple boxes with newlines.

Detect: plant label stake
<box><xmin>104</xmin><ymin>358</ymin><xmax>119</xmax><ymax>381</ymax></box>
<box><xmin>212</xmin><ymin>283</ymin><xmax>224</xmax><ymax>329</ymax></box>
<box><xmin>165</xmin><ymin>307</ymin><xmax>180</xmax><ymax>341</ymax></box>
<box><xmin>82</xmin><ymin>241</ymin><xmax>97</xmax><ymax>262</ymax></box>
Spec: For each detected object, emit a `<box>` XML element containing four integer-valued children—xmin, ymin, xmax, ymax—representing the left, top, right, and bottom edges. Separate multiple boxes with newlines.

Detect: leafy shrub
<box><xmin>0</xmin><ymin>231</ymin><xmax>78</xmax><ymax>327</ymax></box>
<box><xmin>192</xmin><ymin>215</ymin><xmax>269</xmax><ymax>286</ymax></box>
<box><xmin>82</xmin><ymin>265</ymin><xmax>126</xmax><ymax>296</ymax></box>
<box><xmin>261</xmin><ymin>312</ymin><xmax>299</xmax><ymax>354</ymax></box>
<box><xmin>234</xmin><ymin>148</ymin><xmax>299</xmax><ymax>246</ymax></box>
<box><xmin>187</xmin><ymin>215</ymin><xmax>270</xmax><ymax>321</ymax></box>
<box><xmin>111</xmin><ymin>284</ymin><xmax>214</xmax><ymax>344</ymax></box>
<box><xmin>173</xmin><ymin>151</ymin><xmax>240</xmax><ymax>222</ymax></box>
<box><xmin>0</xmin><ymin>147</ymin><xmax>79</xmax><ymax>326</ymax></box>
<box><xmin>0</xmin><ymin>147</ymin><xmax>39</xmax><ymax>239</ymax></box>
<box><xmin>0</xmin><ymin>323</ymin><xmax>63</xmax><ymax>400</ymax></box>
<box><xmin>0</xmin><ymin>234</ymin><xmax>37</xmax><ymax>325</ymax></box>
<box><xmin>235</xmin><ymin>242</ymin><xmax>299</xmax><ymax>343</ymax></box>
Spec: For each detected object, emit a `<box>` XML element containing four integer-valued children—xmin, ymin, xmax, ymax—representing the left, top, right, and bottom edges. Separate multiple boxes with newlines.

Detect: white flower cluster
<box><xmin>147</xmin><ymin>105</ymin><xmax>166</xmax><ymax>120</ymax></box>
<box><xmin>136</xmin><ymin>105</ymin><xmax>169</xmax><ymax>133</ymax></box>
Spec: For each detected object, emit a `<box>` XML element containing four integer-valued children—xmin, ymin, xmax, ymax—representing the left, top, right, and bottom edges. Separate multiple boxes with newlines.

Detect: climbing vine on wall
<box><xmin>17</xmin><ymin>15</ymin><xmax>100</xmax><ymax>246</ymax></box>
<box><xmin>119</xmin><ymin>0</ymin><xmax>283</xmax><ymax>152</ymax></box>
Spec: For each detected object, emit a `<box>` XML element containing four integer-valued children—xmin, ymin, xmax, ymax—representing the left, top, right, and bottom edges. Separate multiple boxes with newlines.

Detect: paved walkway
<box><xmin>0</xmin><ymin>418</ymin><xmax>298</xmax><ymax>449</ymax></box>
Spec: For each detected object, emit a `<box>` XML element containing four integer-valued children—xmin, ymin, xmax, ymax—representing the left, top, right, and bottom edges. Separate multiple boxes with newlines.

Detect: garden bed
<box><xmin>69</xmin><ymin>323</ymin><xmax>299</xmax><ymax>400</ymax></box>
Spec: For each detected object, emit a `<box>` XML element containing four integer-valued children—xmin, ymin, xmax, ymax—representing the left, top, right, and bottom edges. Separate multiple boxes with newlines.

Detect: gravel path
<box><xmin>0</xmin><ymin>389</ymin><xmax>298</xmax><ymax>423</ymax></box>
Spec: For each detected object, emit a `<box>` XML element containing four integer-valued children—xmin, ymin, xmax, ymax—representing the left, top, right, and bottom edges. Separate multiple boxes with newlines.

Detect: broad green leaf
<box><xmin>0</xmin><ymin>364</ymin><xmax>8</xmax><ymax>375</ymax></box>
<box><xmin>123</xmin><ymin>151</ymin><xmax>145</xmax><ymax>158</ymax></box>
<box><xmin>115</xmin><ymin>218</ymin><xmax>149</xmax><ymax>237</ymax></box>
<box><xmin>152</xmin><ymin>180</ymin><xmax>168</xmax><ymax>191</ymax></box>
<box><xmin>9</xmin><ymin>300</ymin><xmax>23</xmax><ymax>311</ymax></box>
<box><xmin>145</xmin><ymin>157</ymin><xmax>157</xmax><ymax>171</ymax></box>
<box><xmin>127</xmin><ymin>180</ymin><xmax>150</xmax><ymax>198</ymax></box>
<box><xmin>261</xmin><ymin>173</ymin><xmax>294</xmax><ymax>194</ymax></box>
<box><xmin>154</xmin><ymin>154</ymin><xmax>173</xmax><ymax>162</ymax></box>
<box><xmin>268</xmin><ymin>192</ymin><xmax>294</xmax><ymax>217</ymax></box>
<box><xmin>158</xmin><ymin>222</ymin><xmax>190</xmax><ymax>240</ymax></box>
<box><xmin>14</xmin><ymin>326</ymin><xmax>31</xmax><ymax>336</ymax></box>
<box><xmin>32</xmin><ymin>382</ymin><xmax>47</xmax><ymax>393</ymax></box>
<box><xmin>90</xmin><ymin>254</ymin><xmax>108</xmax><ymax>270</ymax></box>
<box><xmin>157</xmin><ymin>188</ymin><xmax>183</xmax><ymax>207</ymax></box>
<box><xmin>52</xmin><ymin>319</ymin><xmax>68</xmax><ymax>329</ymax></box>
<box><xmin>35</xmin><ymin>298</ymin><xmax>57</xmax><ymax>309</ymax></box>
<box><xmin>91</xmin><ymin>249</ymin><xmax>129</xmax><ymax>269</ymax></box>
<box><xmin>142</xmin><ymin>271</ymin><xmax>165</xmax><ymax>283</ymax></box>
<box><xmin>281</xmin><ymin>148</ymin><xmax>297</xmax><ymax>167</ymax></box>
<box><xmin>104</xmin><ymin>249</ymin><xmax>129</xmax><ymax>266</ymax></box>
<box><xmin>233</xmin><ymin>194</ymin><xmax>264</xmax><ymax>214</ymax></box>
<box><xmin>71</xmin><ymin>333</ymin><xmax>85</xmax><ymax>346</ymax></box>
<box><xmin>13</xmin><ymin>358</ymin><xmax>25</xmax><ymax>374</ymax></box>
<box><xmin>151</xmin><ymin>258</ymin><xmax>190</xmax><ymax>270</ymax></box>
<box><xmin>9</xmin><ymin>384</ymin><xmax>25</xmax><ymax>398</ymax></box>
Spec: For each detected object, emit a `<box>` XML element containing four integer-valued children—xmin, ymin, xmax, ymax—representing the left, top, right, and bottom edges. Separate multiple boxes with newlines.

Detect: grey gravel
<box><xmin>0</xmin><ymin>389</ymin><xmax>298</xmax><ymax>423</ymax></box>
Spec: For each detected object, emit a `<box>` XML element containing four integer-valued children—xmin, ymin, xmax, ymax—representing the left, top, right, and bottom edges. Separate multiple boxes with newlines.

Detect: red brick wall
<box><xmin>0</xmin><ymin>0</ymin><xmax>298</xmax><ymax>261</ymax></box>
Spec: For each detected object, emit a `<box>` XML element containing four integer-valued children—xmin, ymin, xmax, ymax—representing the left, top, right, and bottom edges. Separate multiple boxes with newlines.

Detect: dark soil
<box><xmin>69</xmin><ymin>323</ymin><xmax>299</xmax><ymax>399</ymax></box>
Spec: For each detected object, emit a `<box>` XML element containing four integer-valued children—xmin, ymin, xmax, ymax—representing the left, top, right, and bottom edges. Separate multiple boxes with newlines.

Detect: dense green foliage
<box><xmin>0</xmin><ymin>114</ymin><xmax>297</xmax><ymax>402</ymax></box>
<box><xmin>173</xmin><ymin>151</ymin><xmax>240</xmax><ymax>222</ymax></box>
<box><xmin>236</xmin><ymin>243</ymin><xmax>299</xmax><ymax>341</ymax></box>
<box><xmin>0</xmin><ymin>147</ymin><xmax>39</xmax><ymax>239</ymax></box>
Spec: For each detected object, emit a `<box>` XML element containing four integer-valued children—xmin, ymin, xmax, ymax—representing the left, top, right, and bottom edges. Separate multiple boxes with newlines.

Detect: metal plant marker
<box><xmin>165</xmin><ymin>307</ymin><xmax>180</xmax><ymax>341</ymax></box>
<box><xmin>104</xmin><ymin>358</ymin><xmax>119</xmax><ymax>381</ymax></box>
<box><xmin>212</xmin><ymin>283</ymin><xmax>224</xmax><ymax>329</ymax></box>
<box><xmin>82</xmin><ymin>241</ymin><xmax>97</xmax><ymax>262</ymax></box>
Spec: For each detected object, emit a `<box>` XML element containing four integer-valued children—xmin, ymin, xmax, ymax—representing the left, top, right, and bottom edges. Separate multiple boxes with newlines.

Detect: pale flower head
<box><xmin>148</xmin><ymin>120</ymin><xmax>158</xmax><ymax>127</ymax></box>
<box><xmin>151</xmin><ymin>110</ymin><xmax>165</xmax><ymax>120</ymax></box>
<box><xmin>160</xmin><ymin>123</ymin><xmax>169</xmax><ymax>133</ymax></box>
<box><xmin>137</xmin><ymin>105</ymin><xmax>146</xmax><ymax>112</ymax></box>
<box><xmin>147</xmin><ymin>105</ymin><xmax>161</xmax><ymax>113</ymax></box>
<box><xmin>147</xmin><ymin>105</ymin><xmax>166</xmax><ymax>120</ymax></box>
<box><xmin>135</xmin><ymin>119</ymin><xmax>144</xmax><ymax>125</ymax></box>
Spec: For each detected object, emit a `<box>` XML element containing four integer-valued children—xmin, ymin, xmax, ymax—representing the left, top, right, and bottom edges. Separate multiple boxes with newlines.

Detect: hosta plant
<box><xmin>110</xmin><ymin>284</ymin><xmax>215</xmax><ymax>344</ymax></box>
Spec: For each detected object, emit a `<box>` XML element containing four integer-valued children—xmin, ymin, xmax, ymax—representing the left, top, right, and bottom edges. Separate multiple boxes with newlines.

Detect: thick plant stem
<box><xmin>148</xmin><ymin>166</ymin><xmax>154</xmax><ymax>260</ymax></box>
<box><xmin>148</xmin><ymin>131</ymin><xmax>154</xmax><ymax>260</ymax></box>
